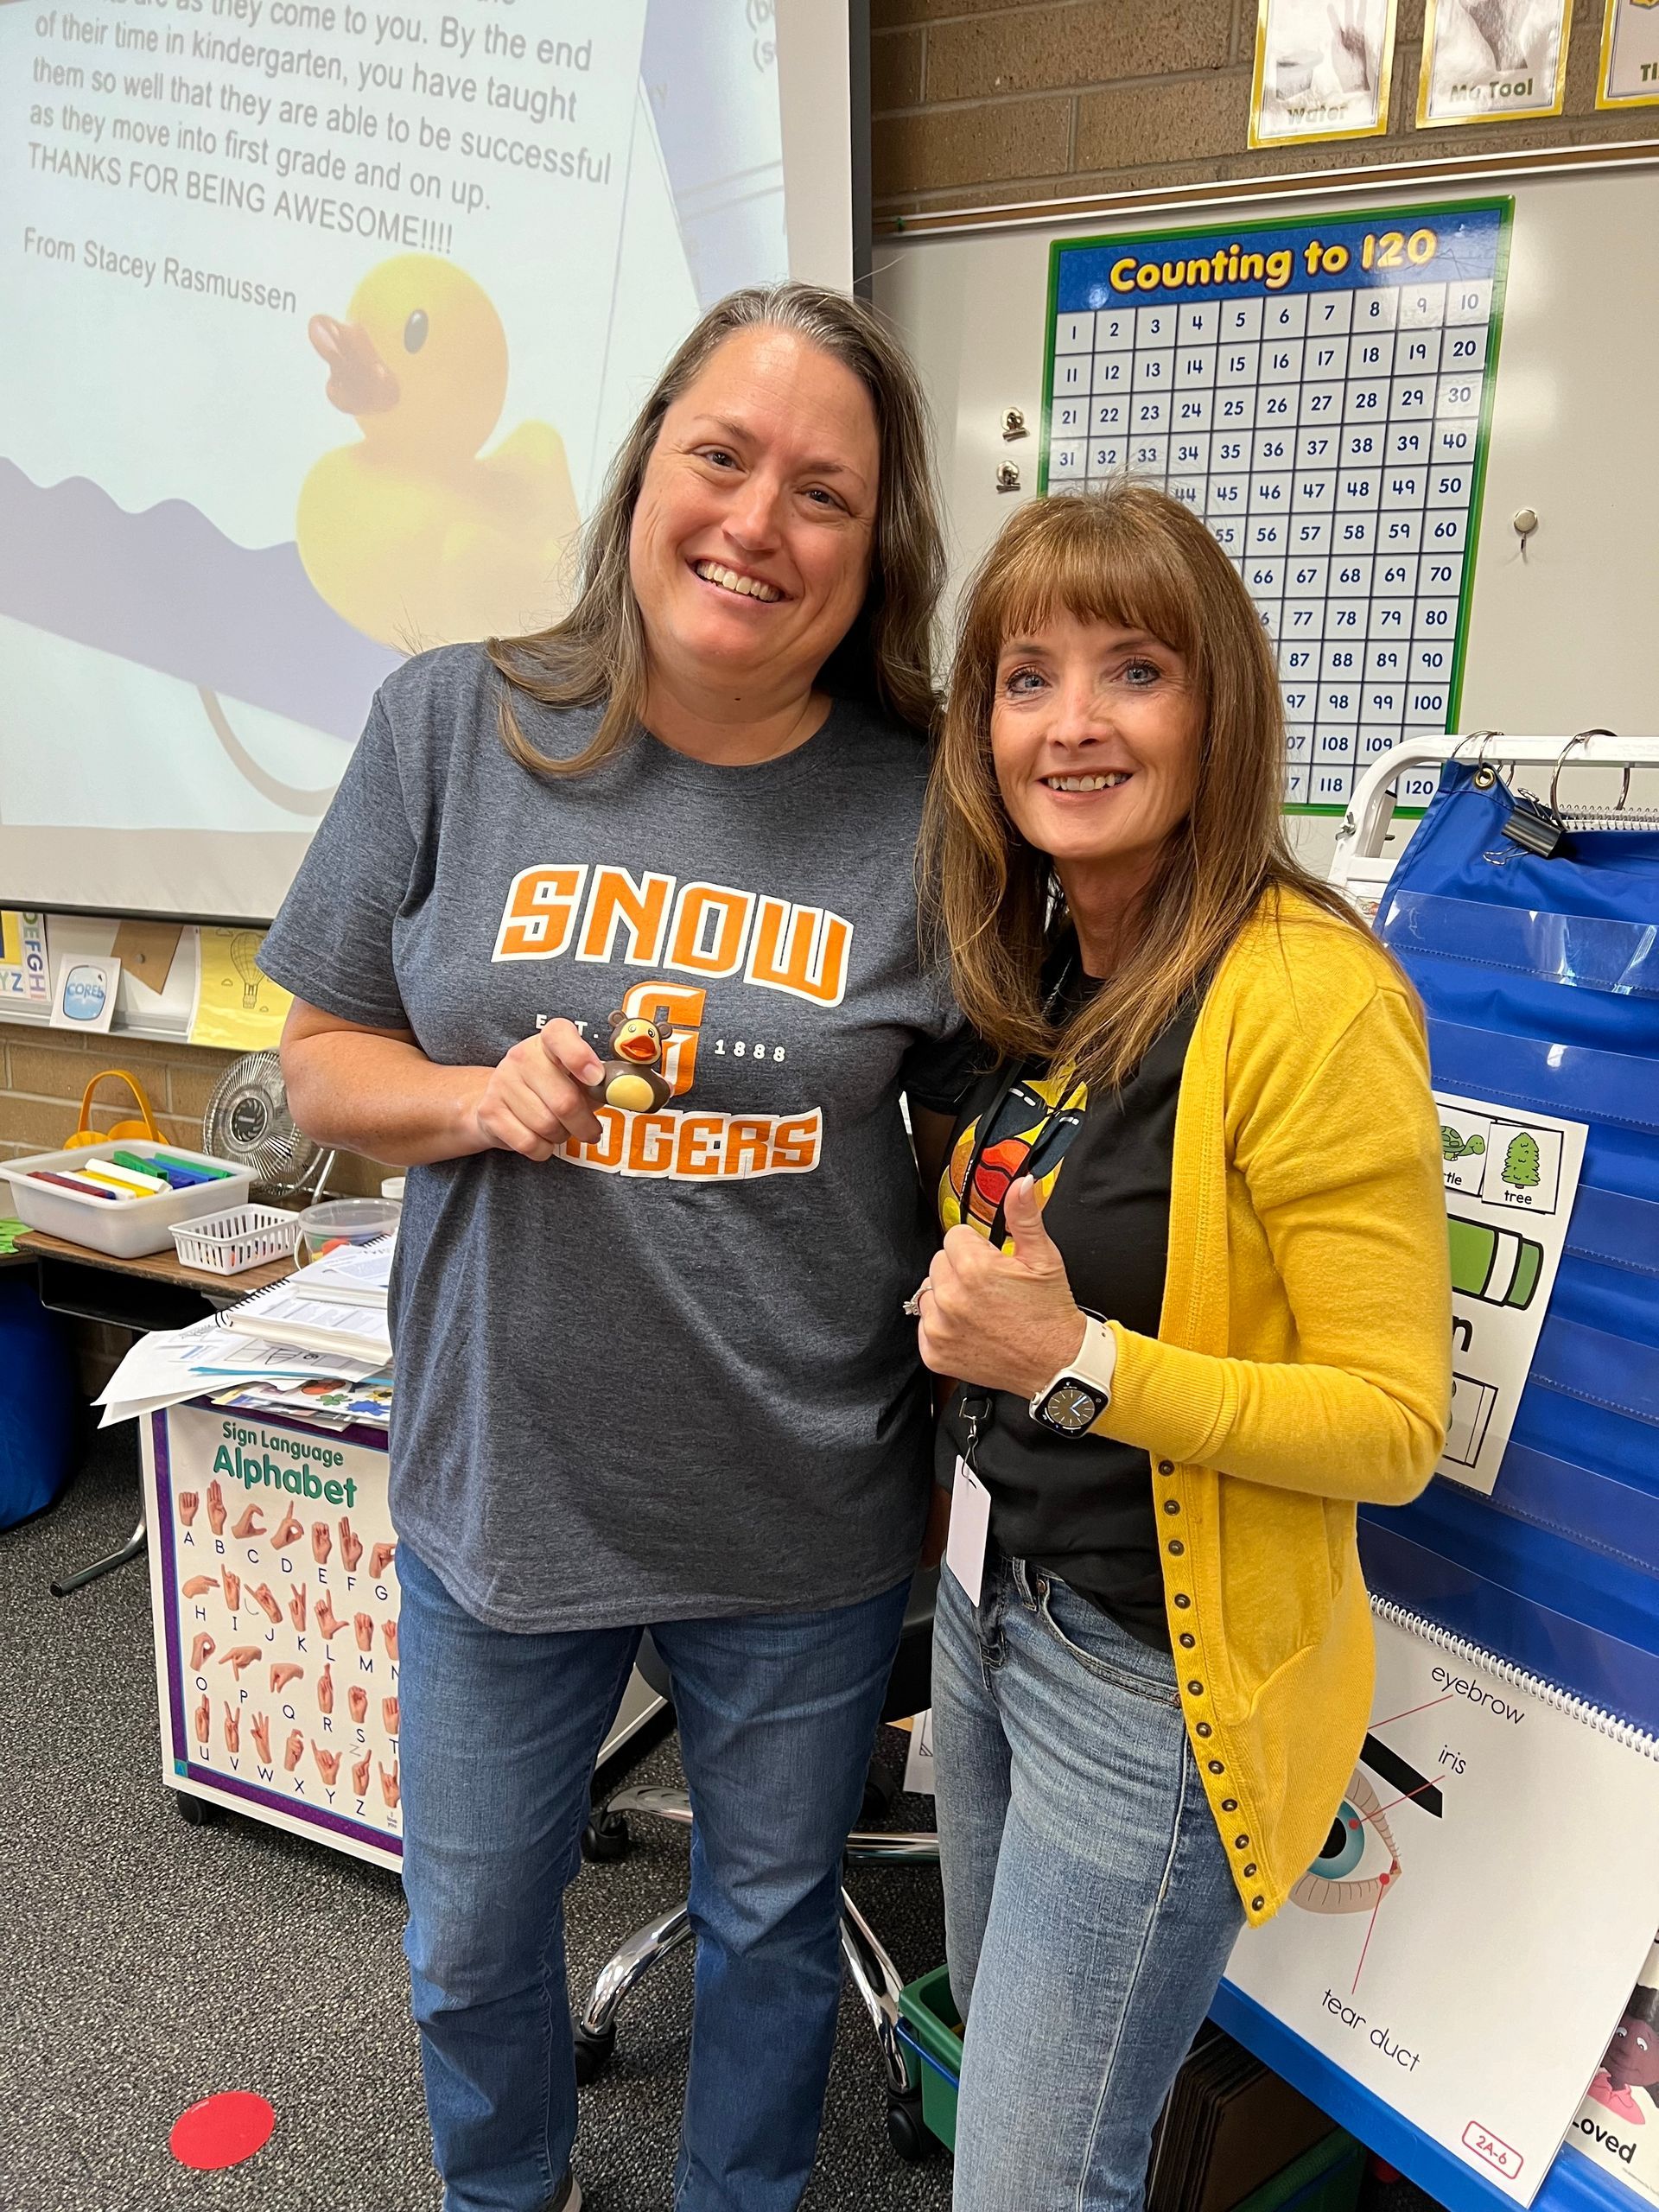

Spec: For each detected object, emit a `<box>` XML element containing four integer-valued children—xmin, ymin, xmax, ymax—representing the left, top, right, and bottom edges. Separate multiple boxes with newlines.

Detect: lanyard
<box><xmin>959</xmin><ymin>1064</ymin><xmax>1088</xmax><ymax>1251</ymax></box>
<box><xmin>957</xmin><ymin>945</ymin><xmax>1089</xmax><ymax>1251</ymax></box>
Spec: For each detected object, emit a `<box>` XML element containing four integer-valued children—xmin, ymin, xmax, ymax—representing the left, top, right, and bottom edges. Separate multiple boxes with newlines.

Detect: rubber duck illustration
<box><xmin>297</xmin><ymin>254</ymin><xmax>578</xmax><ymax>649</ymax></box>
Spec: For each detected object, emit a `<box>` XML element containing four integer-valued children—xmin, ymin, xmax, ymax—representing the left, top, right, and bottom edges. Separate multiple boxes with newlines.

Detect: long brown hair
<box><xmin>486</xmin><ymin>283</ymin><xmax>944</xmax><ymax>778</ymax></box>
<box><xmin>921</xmin><ymin>481</ymin><xmax>1382</xmax><ymax>1091</ymax></box>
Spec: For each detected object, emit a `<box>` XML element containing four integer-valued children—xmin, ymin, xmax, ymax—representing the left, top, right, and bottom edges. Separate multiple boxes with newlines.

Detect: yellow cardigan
<box><xmin>1089</xmin><ymin>887</ymin><xmax>1451</xmax><ymax>1923</ymax></box>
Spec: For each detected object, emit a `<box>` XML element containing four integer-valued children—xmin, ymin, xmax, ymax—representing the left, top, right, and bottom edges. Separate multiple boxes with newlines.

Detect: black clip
<box><xmin>1502</xmin><ymin>791</ymin><xmax>1567</xmax><ymax>858</ymax></box>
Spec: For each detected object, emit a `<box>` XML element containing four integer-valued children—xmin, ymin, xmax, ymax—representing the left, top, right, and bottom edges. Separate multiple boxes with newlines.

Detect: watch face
<box><xmin>1041</xmin><ymin>1381</ymin><xmax>1102</xmax><ymax>1434</ymax></box>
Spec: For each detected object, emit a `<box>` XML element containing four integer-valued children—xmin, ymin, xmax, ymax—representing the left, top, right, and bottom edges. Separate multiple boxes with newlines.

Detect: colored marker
<box><xmin>112</xmin><ymin>1149</ymin><xmax>207</xmax><ymax>1190</ymax></box>
<box><xmin>82</xmin><ymin>1162</ymin><xmax>168</xmax><ymax>1197</ymax></box>
<box><xmin>29</xmin><ymin>1168</ymin><xmax>119</xmax><ymax>1200</ymax></box>
<box><xmin>149</xmin><ymin>1152</ymin><xmax>232</xmax><ymax>1180</ymax></box>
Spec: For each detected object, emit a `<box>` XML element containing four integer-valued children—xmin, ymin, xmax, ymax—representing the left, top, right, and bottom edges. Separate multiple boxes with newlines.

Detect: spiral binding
<box><xmin>210</xmin><ymin>1278</ymin><xmax>292</xmax><ymax>1331</ymax></box>
<box><xmin>1370</xmin><ymin>1595</ymin><xmax>1659</xmax><ymax>1759</ymax></box>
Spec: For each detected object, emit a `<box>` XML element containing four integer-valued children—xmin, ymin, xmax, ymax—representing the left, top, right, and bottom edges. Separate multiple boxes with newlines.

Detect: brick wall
<box><xmin>0</xmin><ymin>1023</ymin><xmax>391</xmax><ymax>1194</ymax></box>
<box><xmin>1</xmin><ymin>1023</ymin><xmax>392</xmax><ymax>1390</ymax></box>
<box><xmin>872</xmin><ymin>0</ymin><xmax>1655</xmax><ymax>218</ymax></box>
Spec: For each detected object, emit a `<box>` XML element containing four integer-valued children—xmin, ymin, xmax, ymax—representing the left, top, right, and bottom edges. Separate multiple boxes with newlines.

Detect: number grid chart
<box><xmin>1040</xmin><ymin>200</ymin><xmax>1512</xmax><ymax>811</ymax></box>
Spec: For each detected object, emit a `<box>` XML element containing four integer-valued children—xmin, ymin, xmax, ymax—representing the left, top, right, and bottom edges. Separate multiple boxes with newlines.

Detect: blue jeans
<box><xmin>932</xmin><ymin>1551</ymin><xmax>1244</xmax><ymax>2212</ymax></box>
<box><xmin>397</xmin><ymin>1541</ymin><xmax>910</xmax><ymax>2212</ymax></box>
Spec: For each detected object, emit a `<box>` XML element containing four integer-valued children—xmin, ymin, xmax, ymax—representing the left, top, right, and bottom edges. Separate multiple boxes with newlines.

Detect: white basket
<box><xmin>168</xmin><ymin>1205</ymin><xmax>299</xmax><ymax>1277</ymax></box>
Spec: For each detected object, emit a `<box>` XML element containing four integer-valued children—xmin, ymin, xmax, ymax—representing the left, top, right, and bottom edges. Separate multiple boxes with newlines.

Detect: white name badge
<box><xmin>944</xmin><ymin>1454</ymin><xmax>992</xmax><ymax>1608</ymax></box>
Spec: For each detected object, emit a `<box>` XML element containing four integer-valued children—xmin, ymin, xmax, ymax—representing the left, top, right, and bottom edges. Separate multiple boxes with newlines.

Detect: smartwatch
<box><xmin>1028</xmin><ymin>1316</ymin><xmax>1117</xmax><ymax>1438</ymax></box>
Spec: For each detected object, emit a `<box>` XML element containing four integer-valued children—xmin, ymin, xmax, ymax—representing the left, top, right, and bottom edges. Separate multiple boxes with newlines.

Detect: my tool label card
<box><xmin>1434</xmin><ymin>1089</ymin><xmax>1586</xmax><ymax>1496</ymax></box>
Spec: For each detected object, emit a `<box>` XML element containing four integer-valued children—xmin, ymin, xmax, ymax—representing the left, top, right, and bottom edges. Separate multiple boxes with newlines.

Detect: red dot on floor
<box><xmin>169</xmin><ymin>2092</ymin><xmax>275</xmax><ymax>2171</ymax></box>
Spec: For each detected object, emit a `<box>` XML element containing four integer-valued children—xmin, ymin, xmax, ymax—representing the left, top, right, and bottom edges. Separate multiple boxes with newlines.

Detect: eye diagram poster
<box><xmin>1574</xmin><ymin>1930</ymin><xmax>1659</xmax><ymax>2204</ymax></box>
<box><xmin>143</xmin><ymin>1403</ymin><xmax>403</xmax><ymax>1869</ymax></box>
<box><xmin>1224</xmin><ymin>1608</ymin><xmax>1659</xmax><ymax>2205</ymax></box>
<box><xmin>1042</xmin><ymin>200</ymin><xmax>1510</xmax><ymax>812</ymax></box>
<box><xmin>1435</xmin><ymin>1089</ymin><xmax>1586</xmax><ymax>1497</ymax></box>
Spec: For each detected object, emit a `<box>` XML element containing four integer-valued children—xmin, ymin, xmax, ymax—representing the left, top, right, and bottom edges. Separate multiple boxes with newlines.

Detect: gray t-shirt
<box><xmin>260</xmin><ymin>645</ymin><xmax>975</xmax><ymax>1632</ymax></box>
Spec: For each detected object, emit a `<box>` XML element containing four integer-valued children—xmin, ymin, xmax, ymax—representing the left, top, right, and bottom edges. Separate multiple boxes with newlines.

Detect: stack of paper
<box><xmin>99</xmin><ymin>1244</ymin><xmax>395</xmax><ymax>1431</ymax></box>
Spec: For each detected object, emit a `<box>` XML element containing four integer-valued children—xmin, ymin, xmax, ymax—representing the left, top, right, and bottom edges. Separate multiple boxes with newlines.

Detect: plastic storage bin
<box><xmin>295</xmin><ymin>1197</ymin><xmax>401</xmax><ymax>1265</ymax></box>
<box><xmin>168</xmin><ymin>1205</ymin><xmax>299</xmax><ymax>1276</ymax></box>
<box><xmin>896</xmin><ymin>1965</ymin><xmax>963</xmax><ymax>2151</ymax></box>
<box><xmin>1235</xmin><ymin>2132</ymin><xmax>1363</xmax><ymax>2212</ymax></box>
<box><xmin>0</xmin><ymin>1141</ymin><xmax>254</xmax><ymax>1259</ymax></box>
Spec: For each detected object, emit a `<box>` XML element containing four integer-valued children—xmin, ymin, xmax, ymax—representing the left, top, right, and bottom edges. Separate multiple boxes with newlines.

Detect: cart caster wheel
<box><xmin>861</xmin><ymin>1767</ymin><xmax>899</xmax><ymax>1825</ymax></box>
<box><xmin>887</xmin><ymin>2090</ymin><xmax>933</xmax><ymax>2161</ymax></box>
<box><xmin>581</xmin><ymin>1811</ymin><xmax>632</xmax><ymax>1864</ymax></box>
<box><xmin>572</xmin><ymin>2022</ymin><xmax>616</xmax><ymax>2085</ymax></box>
<box><xmin>174</xmin><ymin>1791</ymin><xmax>218</xmax><ymax>1827</ymax></box>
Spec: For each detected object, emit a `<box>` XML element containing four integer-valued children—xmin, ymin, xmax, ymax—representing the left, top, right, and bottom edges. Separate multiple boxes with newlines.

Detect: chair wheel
<box><xmin>887</xmin><ymin>2090</ymin><xmax>933</xmax><ymax>2161</ymax></box>
<box><xmin>174</xmin><ymin>1791</ymin><xmax>218</xmax><ymax>1827</ymax></box>
<box><xmin>860</xmin><ymin>1767</ymin><xmax>899</xmax><ymax>1826</ymax></box>
<box><xmin>572</xmin><ymin>2021</ymin><xmax>616</xmax><ymax>2085</ymax></box>
<box><xmin>581</xmin><ymin>1811</ymin><xmax>632</xmax><ymax>1864</ymax></box>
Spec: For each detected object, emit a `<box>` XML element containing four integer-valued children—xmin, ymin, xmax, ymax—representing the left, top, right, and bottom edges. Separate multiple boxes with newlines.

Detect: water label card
<box><xmin>1250</xmin><ymin>0</ymin><xmax>1401</xmax><ymax>147</ymax></box>
<box><xmin>1224</xmin><ymin>1611</ymin><xmax>1659</xmax><ymax>2206</ymax></box>
<box><xmin>1435</xmin><ymin>1088</ymin><xmax>1586</xmax><ymax>1495</ymax></box>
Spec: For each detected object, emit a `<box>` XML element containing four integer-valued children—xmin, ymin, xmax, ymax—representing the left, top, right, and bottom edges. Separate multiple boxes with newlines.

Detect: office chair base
<box><xmin>581</xmin><ymin>1808</ymin><xmax>632</xmax><ymax>1864</ymax></box>
<box><xmin>886</xmin><ymin>2087</ymin><xmax>934</xmax><ymax>2162</ymax></box>
<box><xmin>572</xmin><ymin>2021</ymin><xmax>616</xmax><ymax>2086</ymax></box>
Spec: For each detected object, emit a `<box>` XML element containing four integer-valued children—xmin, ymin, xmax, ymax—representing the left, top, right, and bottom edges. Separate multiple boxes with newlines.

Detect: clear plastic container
<box><xmin>295</xmin><ymin>1196</ymin><xmax>402</xmax><ymax>1266</ymax></box>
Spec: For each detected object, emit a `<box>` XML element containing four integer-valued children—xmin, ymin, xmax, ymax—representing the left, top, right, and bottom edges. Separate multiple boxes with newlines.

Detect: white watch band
<box><xmin>1029</xmin><ymin>1316</ymin><xmax>1118</xmax><ymax>1421</ymax></box>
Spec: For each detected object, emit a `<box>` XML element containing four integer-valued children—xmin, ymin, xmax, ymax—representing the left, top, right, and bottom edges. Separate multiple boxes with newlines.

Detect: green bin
<box><xmin>896</xmin><ymin>1964</ymin><xmax>963</xmax><ymax>2151</ymax></box>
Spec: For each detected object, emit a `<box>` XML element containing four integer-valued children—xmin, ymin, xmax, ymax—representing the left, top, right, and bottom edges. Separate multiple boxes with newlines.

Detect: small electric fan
<box><xmin>201</xmin><ymin>1051</ymin><xmax>335</xmax><ymax>1201</ymax></box>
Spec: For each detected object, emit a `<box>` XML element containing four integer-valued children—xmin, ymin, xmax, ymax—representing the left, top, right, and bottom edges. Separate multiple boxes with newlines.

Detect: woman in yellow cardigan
<box><xmin>914</xmin><ymin>481</ymin><xmax>1451</xmax><ymax>2212</ymax></box>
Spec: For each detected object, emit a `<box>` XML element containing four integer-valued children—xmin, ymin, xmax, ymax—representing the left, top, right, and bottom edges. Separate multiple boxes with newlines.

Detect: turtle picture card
<box><xmin>1224</xmin><ymin>1607</ymin><xmax>1659</xmax><ymax>2204</ymax></box>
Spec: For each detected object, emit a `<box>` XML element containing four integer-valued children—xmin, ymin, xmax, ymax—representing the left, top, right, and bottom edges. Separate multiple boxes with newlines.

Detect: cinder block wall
<box><xmin>0</xmin><ymin>1023</ymin><xmax>390</xmax><ymax>1389</ymax></box>
<box><xmin>872</xmin><ymin>0</ymin><xmax>1653</xmax><ymax>218</ymax></box>
<box><xmin>0</xmin><ymin>1023</ymin><xmax>388</xmax><ymax>1197</ymax></box>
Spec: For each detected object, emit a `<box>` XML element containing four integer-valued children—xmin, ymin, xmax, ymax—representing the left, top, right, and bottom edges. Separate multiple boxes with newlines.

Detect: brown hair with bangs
<box><xmin>920</xmin><ymin>480</ymin><xmax>1378</xmax><ymax>1091</ymax></box>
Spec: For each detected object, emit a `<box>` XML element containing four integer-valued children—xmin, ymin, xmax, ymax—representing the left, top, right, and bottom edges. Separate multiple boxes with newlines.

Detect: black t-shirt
<box><xmin>936</xmin><ymin>989</ymin><xmax>1197</xmax><ymax>1649</ymax></box>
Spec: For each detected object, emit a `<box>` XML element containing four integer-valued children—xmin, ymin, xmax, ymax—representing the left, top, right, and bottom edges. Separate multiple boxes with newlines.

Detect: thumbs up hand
<box><xmin>916</xmin><ymin>1174</ymin><xmax>1089</xmax><ymax>1399</ymax></box>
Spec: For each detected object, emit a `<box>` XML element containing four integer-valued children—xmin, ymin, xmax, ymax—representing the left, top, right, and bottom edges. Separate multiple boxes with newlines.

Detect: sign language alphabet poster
<box><xmin>144</xmin><ymin>1404</ymin><xmax>403</xmax><ymax>1869</ymax></box>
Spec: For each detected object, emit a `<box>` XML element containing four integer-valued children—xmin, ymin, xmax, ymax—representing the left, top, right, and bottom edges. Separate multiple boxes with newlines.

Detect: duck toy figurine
<box><xmin>297</xmin><ymin>254</ymin><xmax>578</xmax><ymax>649</ymax></box>
<box><xmin>594</xmin><ymin>1006</ymin><xmax>679</xmax><ymax>1114</ymax></box>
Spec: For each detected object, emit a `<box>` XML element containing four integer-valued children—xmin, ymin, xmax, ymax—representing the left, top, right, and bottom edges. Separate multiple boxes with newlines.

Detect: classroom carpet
<box><xmin>2</xmin><ymin>1425</ymin><xmax>955</xmax><ymax>2212</ymax></box>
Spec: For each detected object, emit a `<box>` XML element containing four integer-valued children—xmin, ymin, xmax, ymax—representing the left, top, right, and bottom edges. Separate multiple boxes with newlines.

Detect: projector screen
<box><xmin>0</xmin><ymin>0</ymin><xmax>858</xmax><ymax>923</ymax></box>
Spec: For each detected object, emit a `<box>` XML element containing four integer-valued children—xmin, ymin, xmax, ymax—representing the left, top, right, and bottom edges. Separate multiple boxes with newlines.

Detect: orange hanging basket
<box><xmin>64</xmin><ymin>1068</ymin><xmax>162</xmax><ymax>1149</ymax></box>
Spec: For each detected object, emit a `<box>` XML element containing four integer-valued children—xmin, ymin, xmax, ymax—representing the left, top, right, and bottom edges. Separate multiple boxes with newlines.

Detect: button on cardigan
<box><xmin>1089</xmin><ymin>887</ymin><xmax>1452</xmax><ymax>1923</ymax></box>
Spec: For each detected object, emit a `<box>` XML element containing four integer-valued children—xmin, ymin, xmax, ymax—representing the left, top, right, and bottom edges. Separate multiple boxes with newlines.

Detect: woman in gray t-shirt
<box><xmin>260</xmin><ymin>283</ymin><xmax>971</xmax><ymax>2212</ymax></box>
